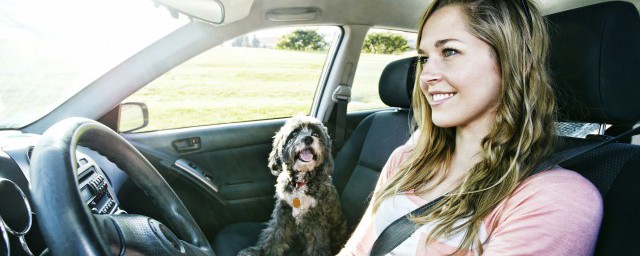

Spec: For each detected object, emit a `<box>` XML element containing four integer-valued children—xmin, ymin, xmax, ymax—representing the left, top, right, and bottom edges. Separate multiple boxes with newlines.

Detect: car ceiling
<box><xmin>255</xmin><ymin>0</ymin><xmax>640</xmax><ymax>31</ymax></box>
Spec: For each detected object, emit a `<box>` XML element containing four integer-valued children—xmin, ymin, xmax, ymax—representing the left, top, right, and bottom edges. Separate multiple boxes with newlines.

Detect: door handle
<box><xmin>172</xmin><ymin>137</ymin><xmax>201</xmax><ymax>152</ymax></box>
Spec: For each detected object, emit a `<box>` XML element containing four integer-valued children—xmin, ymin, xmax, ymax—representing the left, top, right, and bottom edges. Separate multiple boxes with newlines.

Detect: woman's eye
<box><xmin>419</xmin><ymin>56</ymin><xmax>429</xmax><ymax>64</ymax></box>
<box><xmin>443</xmin><ymin>48</ymin><xmax>458</xmax><ymax>57</ymax></box>
<box><xmin>418</xmin><ymin>56</ymin><xmax>429</xmax><ymax>69</ymax></box>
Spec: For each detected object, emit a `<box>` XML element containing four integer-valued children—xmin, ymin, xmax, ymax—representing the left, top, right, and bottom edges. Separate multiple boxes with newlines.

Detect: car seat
<box><xmin>546</xmin><ymin>2</ymin><xmax>640</xmax><ymax>255</ymax></box>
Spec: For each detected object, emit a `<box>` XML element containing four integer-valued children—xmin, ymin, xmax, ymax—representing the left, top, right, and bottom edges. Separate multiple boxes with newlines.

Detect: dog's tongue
<box><xmin>299</xmin><ymin>149</ymin><xmax>313</xmax><ymax>162</ymax></box>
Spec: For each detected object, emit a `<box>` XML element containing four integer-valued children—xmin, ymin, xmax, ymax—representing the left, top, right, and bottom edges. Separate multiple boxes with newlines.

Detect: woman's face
<box><xmin>419</xmin><ymin>5</ymin><xmax>501</xmax><ymax>130</ymax></box>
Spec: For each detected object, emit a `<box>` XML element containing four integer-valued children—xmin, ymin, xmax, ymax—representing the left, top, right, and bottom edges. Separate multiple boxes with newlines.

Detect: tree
<box><xmin>231</xmin><ymin>35</ymin><xmax>246</xmax><ymax>47</ymax></box>
<box><xmin>275</xmin><ymin>30</ymin><xmax>327</xmax><ymax>51</ymax></box>
<box><xmin>362</xmin><ymin>33</ymin><xmax>410</xmax><ymax>54</ymax></box>
<box><xmin>251</xmin><ymin>36</ymin><xmax>261</xmax><ymax>48</ymax></box>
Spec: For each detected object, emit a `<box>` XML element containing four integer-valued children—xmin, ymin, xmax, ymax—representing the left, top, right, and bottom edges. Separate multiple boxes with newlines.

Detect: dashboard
<box><xmin>76</xmin><ymin>152</ymin><xmax>120</xmax><ymax>215</ymax></box>
<box><xmin>0</xmin><ymin>131</ymin><xmax>129</xmax><ymax>256</ymax></box>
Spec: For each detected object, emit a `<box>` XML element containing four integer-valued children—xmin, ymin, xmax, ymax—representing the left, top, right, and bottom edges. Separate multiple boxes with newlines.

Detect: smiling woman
<box><xmin>341</xmin><ymin>0</ymin><xmax>603</xmax><ymax>255</ymax></box>
<box><xmin>0</xmin><ymin>0</ymin><xmax>187</xmax><ymax>129</ymax></box>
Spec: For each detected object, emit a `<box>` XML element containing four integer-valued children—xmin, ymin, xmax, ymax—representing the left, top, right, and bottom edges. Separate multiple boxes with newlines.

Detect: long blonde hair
<box><xmin>372</xmin><ymin>0</ymin><xmax>556</xmax><ymax>253</ymax></box>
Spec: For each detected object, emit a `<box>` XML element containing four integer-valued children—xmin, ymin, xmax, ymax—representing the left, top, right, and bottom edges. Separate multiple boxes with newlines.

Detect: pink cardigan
<box><xmin>339</xmin><ymin>145</ymin><xmax>603</xmax><ymax>255</ymax></box>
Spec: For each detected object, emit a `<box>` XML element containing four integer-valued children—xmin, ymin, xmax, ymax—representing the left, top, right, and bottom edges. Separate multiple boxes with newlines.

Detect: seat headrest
<box><xmin>379</xmin><ymin>57</ymin><xmax>417</xmax><ymax>109</ymax></box>
<box><xmin>548</xmin><ymin>1</ymin><xmax>640</xmax><ymax>125</ymax></box>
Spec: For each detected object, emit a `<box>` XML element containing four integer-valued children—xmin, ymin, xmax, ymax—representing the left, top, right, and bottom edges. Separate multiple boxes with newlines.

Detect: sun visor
<box><xmin>155</xmin><ymin>0</ymin><xmax>253</xmax><ymax>24</ymax></box>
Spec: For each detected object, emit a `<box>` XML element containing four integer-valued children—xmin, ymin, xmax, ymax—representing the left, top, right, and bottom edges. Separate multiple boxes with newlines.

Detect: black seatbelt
<box><xmin>534</xmin><ymin>125</ymin><xmax>640</xmax><ymax>173</ymax></box>
<box><xmin>332</xmin><ymin>85</ymin><xmax>351</xmax><ymax>151</ymax></box>
<box><xmin>369</xmin><ymin>196</ymin><xmax>444</xmax><ymax>256</ymax></box>
<box><xmin>370</xmin><ymin>126</ymin><xmax>640</xmax><ymax>256</ymax></box>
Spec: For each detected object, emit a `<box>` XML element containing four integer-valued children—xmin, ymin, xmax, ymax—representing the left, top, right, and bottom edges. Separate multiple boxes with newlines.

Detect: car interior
<box><xmin>213</xmin><ymin>2</ymin><xmax>640</xmax><ymax>255</ymax></box>
<box><xmin>0</xmin><ymin>0</ymin><xmax>639</xmax><ymax>255</ymax></box>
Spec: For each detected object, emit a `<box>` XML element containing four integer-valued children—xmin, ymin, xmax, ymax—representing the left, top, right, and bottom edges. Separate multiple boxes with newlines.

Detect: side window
<box><xmin>349</xmin><ymin>29</ymin><xmax>417</xmax><ymax>112</ymax></box>
<box><xmin>120</xmin><ymin>26</ymin><xmax>341</xmax><ymax>132</ymax></box>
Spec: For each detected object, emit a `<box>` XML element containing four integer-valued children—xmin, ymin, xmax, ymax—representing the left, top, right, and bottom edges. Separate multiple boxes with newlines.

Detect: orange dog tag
<box><xmin>293</xmin><ymin>198</ymin><xmax>301</xmax><ymax>208</ymax></box>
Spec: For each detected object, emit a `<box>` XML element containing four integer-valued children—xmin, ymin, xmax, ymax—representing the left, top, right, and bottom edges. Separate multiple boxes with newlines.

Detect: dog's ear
<box><xmin>319</xmin><ymin>123</ymin><xmax>334</xmax><ymax>175</ymax></box>
<box><xmin>268</xmin><ymin>126</ymin><xmax>286</xmax><ymax>176</ymax></box>
<box><xmin>268</xmin><ymin>151</ymin><xmax>282</xmax><ymax>176</ymax></box>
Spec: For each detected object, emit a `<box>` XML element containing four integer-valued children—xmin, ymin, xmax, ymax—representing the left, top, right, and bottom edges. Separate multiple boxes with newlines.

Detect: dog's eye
<box><xmin>292</xmin><ymin>132</ymin><xmax>298</xmax><ymax>137</ymax></box>
<box><xmin>312</xmin><ymin>132</ymin><xmax>319</xmax><ymax>137</ymax></box>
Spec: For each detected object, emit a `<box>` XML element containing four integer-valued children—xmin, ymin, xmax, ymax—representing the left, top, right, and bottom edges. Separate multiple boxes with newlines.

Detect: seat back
<box><xmin>547</xmin><ymin>2</ymin><xmax>640</xmax><ymax>255</ymax></box>
<box><xmin>332</xmin><ymin>57</ymin><xmax>417</xmax><ymax>230</ymax></box>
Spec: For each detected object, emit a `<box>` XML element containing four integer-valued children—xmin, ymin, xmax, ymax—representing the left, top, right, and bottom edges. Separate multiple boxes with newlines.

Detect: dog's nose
<box><xmin>303</xmin><ymin>136</ymin><xmax>313</xmax><ymax>145</ymax></box>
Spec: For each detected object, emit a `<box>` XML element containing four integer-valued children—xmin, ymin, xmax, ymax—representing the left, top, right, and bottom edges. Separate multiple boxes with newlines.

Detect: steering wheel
<box><xmin>29</xmin><ymin>118</ymin><xmax>213</xmax><ymax>255</ymax></box>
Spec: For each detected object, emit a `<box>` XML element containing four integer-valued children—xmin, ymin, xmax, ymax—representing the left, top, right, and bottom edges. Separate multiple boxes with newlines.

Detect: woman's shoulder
<box><xmin>381</xmin><ymin>144</ymin><xmax>413</xmax><ymax>178</ymax></box>
<box><xmin>482</xmin><ymin>167</ymin><xmax>604</xmax><ymax>253</ymax></box>
<box><xmin>389</xmin><ymin>143</ymin><xmax>414</xmax><ymax>161</ymax></box>
<box><xmin>493</xmin><ymin>166</ymin><xmax>603</xmax><ymax>222</ymax></box>
<box><xmin>518</xmin><ymin>167</ymin><xmax>601</xmax><ymax>198</ymax></box>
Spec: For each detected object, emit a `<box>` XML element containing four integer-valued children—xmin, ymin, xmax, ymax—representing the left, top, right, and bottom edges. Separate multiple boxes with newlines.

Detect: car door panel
<box><xmin>119</xmin><ymin>110</ymin><xmax>382</xmax><ymax>238</ymax></box>
<box><xmin>120</xmin><ymin>119</ymin><xmax>284</xmax><ymax>236</ymax></box>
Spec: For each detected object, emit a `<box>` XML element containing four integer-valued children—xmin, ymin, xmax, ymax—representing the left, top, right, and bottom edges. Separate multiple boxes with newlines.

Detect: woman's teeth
<box><xmin>432</xmin><ymin>93</ymin><xmax>455</xmax><ymax>101</ymax></box>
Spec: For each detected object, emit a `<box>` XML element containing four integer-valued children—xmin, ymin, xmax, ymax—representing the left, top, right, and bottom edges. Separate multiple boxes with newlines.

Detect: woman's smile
<box><xmin>429</xmin><ymin>92</ymin><xmax>457</xmax><ymax>104</ymax></box>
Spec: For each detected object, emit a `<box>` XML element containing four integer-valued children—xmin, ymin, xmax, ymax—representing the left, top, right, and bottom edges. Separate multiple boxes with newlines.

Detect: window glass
<box><xmin>0</xmin><ymin>0</ymin><xmax>187</xmax><ymax>129</ymax></box>
<box><xmin>349</xmin><ymin>29</ymin><xmax>417</xmax><ymax>112</ymax></box>
<box><xmin>121</xmin><ymin>26</ymin><xmax>341</xmax><ymax>132</ymax></box>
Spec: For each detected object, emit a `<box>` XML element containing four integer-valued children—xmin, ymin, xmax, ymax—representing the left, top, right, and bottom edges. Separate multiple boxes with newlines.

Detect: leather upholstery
<box><xmin>31</xmin><ymin>118</ymin><xmax>212</xmax><ymax>255</ymax></box>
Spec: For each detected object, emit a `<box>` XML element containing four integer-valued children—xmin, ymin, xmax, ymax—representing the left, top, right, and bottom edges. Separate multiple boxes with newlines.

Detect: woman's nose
<box><xmin>420</xmin><ymin>61</ymin><xmax>442</xmax><ymax>86</ymax></box>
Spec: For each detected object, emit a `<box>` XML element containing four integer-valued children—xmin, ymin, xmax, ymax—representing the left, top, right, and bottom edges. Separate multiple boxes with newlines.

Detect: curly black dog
<box><xmin>238</xmin><ymin>116</ymin><xmax>347</xmax><ymax>256</ymax></box>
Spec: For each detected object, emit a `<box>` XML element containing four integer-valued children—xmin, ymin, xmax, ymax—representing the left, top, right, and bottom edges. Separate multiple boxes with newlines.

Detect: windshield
<box><xmin>0</xmin><ymin>0</ymin><xmax>188</xmax><ymax>129</ymax></box>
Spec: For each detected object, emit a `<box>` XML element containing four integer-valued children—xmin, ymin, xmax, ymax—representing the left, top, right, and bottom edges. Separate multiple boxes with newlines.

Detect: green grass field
<box><xmin>124</xmin><ymin>47</ymin><xmax>413</xmax><ymax>132</ymax></box>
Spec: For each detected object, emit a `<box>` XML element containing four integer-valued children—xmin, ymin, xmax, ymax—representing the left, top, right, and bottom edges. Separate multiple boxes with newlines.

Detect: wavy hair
<box><xmin>372</xmin><ymin>0</ymin><xmax>556</xmax><ymax>253</ymax></box>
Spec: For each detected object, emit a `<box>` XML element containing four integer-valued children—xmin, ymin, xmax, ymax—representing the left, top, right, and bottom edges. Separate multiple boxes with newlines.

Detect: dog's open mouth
<box><xmin>296</xmin><ymin>148</ymin><xmax>315</xmax><ymax>162</ymax></box>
